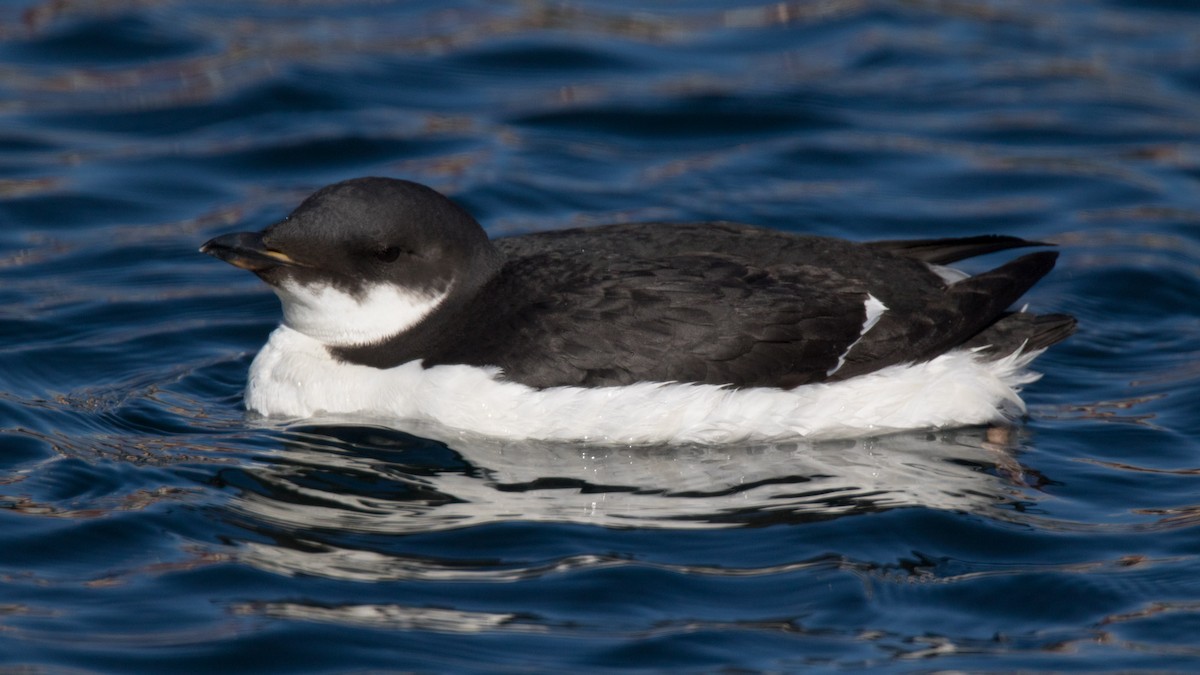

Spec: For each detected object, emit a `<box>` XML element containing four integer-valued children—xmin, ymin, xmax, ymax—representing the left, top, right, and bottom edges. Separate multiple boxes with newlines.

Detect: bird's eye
<box><xmin>375</xmin><ymin>246</ymin><xmax>402</xmax><ymax>263</ymax></box>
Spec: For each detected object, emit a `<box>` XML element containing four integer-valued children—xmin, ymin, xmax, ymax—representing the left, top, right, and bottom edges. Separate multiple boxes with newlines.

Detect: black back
<box><xmin>332</xmin><ymin>220</ymin><xmax>1074</xmax><ymax>388</ymax></box>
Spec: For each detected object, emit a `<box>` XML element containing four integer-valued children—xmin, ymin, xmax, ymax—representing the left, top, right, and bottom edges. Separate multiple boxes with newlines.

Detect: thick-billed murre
<box><xmin>202</xmin><ymin>177</ymin><xmax>1075</xmax><ymax>443</ymax></box>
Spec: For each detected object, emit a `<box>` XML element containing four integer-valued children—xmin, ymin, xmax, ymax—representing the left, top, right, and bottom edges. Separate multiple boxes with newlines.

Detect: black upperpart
<box><xmin>203</xmin><ymin>177</ymin><xmax>1076</xmax><ymax>390</ymax></box>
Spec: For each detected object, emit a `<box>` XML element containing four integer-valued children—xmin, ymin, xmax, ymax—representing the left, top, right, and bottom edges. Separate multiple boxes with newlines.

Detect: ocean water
<box><xmin>2</xmin><ymin>0</ymin><xmax>1200</xmax><ymax>671</ymax></box>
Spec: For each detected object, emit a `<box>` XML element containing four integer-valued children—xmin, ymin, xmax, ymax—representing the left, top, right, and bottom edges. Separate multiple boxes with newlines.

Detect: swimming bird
<box><xmin>202</xmin><ymin>177</ymin><xmax>1075</xmax><ymax>444</ymax></box>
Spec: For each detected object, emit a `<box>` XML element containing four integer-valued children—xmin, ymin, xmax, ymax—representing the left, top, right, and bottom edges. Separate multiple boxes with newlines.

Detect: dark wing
<box><xmin>828</xmin><ymin>250</ymin><xmax>1062</xmax><ymax>381</ymax></box>
<box><xmin>429</xmin><ymin>251</ymin><xmax>876</xmax><ymax>389</ymax></box>
<box><xmin>863</xmin><ymin>234</ymin><xmax>1048</xmax><ymax>264</ymax></box>
<box><xmin>334</xmin><ymin>223</ymin><xmax>1071</xmax><ymax>389</ymax></box>
<box><xmin>431</xmin><ymin>232</ymin><xmax>1066</xmax><ymax>389</ymax></box>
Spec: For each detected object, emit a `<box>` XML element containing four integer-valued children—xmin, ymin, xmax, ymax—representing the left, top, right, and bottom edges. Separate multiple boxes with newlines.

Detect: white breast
<box><xmin>244</xmin><ymin>325</ymin><xmax>1045</xmax><ymax>444</ymax></box>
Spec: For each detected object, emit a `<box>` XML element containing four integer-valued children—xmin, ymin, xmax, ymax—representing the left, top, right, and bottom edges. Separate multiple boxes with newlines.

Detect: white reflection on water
<box><xmin>225</xmin><ymin>421</ymin><xmax>1041</xmax><ymax>582</ymax></box>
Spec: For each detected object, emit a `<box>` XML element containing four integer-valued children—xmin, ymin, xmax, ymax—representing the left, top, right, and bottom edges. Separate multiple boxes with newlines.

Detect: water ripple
<box><xmin>3</xmin><ymin>0</ymin><xmax>1200</xmax><ymax>671</ymax></box>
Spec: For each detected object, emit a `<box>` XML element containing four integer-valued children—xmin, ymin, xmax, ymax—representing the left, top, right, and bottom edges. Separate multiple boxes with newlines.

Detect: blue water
<box><xmin>2</xmin><ymin>0</ymin><xmax>1200</xmax><ymax>671</ymax></box>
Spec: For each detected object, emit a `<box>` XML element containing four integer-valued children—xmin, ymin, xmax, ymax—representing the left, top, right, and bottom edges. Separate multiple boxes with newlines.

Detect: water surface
<box><xmin>3</xmin><ymin>0</ymin><xmax>1200</xmax><ymax>671</ymax></box>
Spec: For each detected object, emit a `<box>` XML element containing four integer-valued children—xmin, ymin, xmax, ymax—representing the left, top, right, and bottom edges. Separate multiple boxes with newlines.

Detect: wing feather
<box><xmin>432</xmin><ymin>251</ymin><xmax>873</xmax><ymax>388</ymax></box>
<box><xmin>331</xmin><ymin>223</ymin><xmax>1068</xmax><ymax>390</ymax></box>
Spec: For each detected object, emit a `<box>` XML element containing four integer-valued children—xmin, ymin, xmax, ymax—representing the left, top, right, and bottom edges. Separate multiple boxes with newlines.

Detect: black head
<box><xmin>202</xmin><ymin>177</ymin><xmax>504</xmax><ymax>346</ymax></box>
<box><xmin>202</xmin><ymin>177</ymin><xmax>502</xmax><ymax>299</ymax></box>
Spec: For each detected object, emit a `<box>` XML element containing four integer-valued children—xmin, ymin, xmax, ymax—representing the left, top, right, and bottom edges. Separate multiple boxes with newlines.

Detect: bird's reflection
<box><xmin>217</xmin><ymin>419</ymin><xmax>1048</xmax><ymax>582</ymax></box>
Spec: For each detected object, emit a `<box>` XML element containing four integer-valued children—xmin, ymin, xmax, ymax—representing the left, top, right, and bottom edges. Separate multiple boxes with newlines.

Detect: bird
<box><xmin>201</xmin><ymin>176</ymin><xmax>1075</xmax><ymax>444</ymax></box>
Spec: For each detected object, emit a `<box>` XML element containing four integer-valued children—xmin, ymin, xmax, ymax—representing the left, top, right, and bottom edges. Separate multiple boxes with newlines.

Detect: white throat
<box><xmin>273</xmin><ymin>279</ymin><xmax>449</xmax><ymax>346</ymax></box>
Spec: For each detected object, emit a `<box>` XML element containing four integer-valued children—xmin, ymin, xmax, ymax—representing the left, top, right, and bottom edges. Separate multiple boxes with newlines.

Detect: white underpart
<box><xmin>273</xmin><ymin>279</ymin><xmax>447</xmax><ymax>346</ymax></box>
<box><xmin>246</xmin><ymin>325</ymin><xmax>1046</xmax><ymax>445</ymax></box>
<box><xmin>827</xmin><ymin>294</ymin><xmax>888</xmax><ymax>376</ymax></box>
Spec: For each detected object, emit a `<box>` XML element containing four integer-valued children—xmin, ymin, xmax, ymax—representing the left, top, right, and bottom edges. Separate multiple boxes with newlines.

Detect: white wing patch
<box><xmin>245</xmin><ymin>324</ymin><xmax>1044</xmax><ymax>445</ymax></box>
<box><xmin>928</xmin><ymin>262</ymin><xmax>969</xmax><ymax>284</ymax></box>
<box><xmin>826</xmin><ymin>293</ymin><xmax>888</xmax><ymax>377</ymax></box>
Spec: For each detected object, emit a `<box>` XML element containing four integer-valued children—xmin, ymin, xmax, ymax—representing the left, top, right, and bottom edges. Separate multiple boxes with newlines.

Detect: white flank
<box><xmin>273</xmin><ymin>279</ymin><xmax>447</xmax><ymax>346</ymax></box>
<box><xmin>827</xmin><ymin>293</ymin><xmax>888</xmax><ymax>376</ymax></box>
<box><xmin>245</xmin><ymin>325</ymin><xmax>1045</xmax><ymax>445</ymax></box>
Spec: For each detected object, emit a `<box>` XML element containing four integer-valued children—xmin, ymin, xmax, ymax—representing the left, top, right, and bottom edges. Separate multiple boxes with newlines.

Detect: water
<box><xmin>2</xmin><ymin>0</ymin><xmax>1200</xmax><ymax>671</ymax></box>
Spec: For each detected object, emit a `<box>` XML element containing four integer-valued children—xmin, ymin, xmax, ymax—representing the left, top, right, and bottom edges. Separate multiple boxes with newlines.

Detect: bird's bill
<box><xmin>200</xmin><ymin>232</ymin><xmax>300</xmax><ymax>271</ymax></box>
